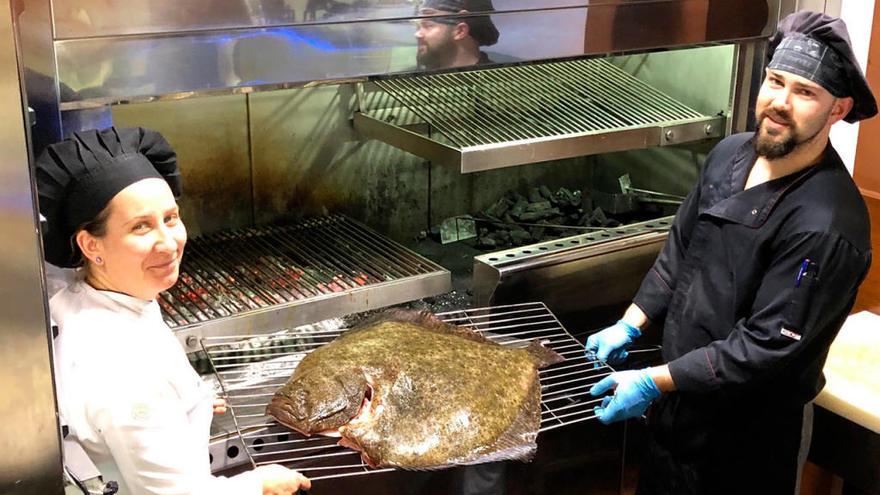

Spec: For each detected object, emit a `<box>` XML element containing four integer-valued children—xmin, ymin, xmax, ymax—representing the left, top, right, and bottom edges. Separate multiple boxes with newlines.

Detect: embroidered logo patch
<box><xmin>781</xmin><ymin>328</ymin><xmax>802</xmax><ymax>341</ymax></box>
<box><xmin>131</xmin><ymin>403</ymin><xmax>151</xmax><ymax>421</ymax></box>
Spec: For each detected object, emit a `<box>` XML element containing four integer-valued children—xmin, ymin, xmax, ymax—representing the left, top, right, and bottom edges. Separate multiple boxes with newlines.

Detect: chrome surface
<box><xmin>171</xmin><ymin>215</ymin><xmax>451</xmax><ymax>352</ymax></box>
<box><xmin>17</xmin><ymin>0</ymin><xmax>64</xmax><ymax>153</ymax></box>
<box><xmin>0</xmin><ymin>4</ymin><xmax>64</xmax><ymax>494</ymax></box>
<box><xmin>472</xmin><ymin>217</ymin><xmax>672</xmax><ymax>326</ymax></box>
<box><xmin>730</xmin><ymin>42</ymin><xmax>761</xmax><ymax>134</ymax></box>
<box><xmin>36</xmin><ymin>0</ymin><xmax>777</xmax><ymax>109</ymax></box>
<box><xmin>357</xmin><ymin>59</ymin><xmax>725</xmax><ymax>172</ymax></box>
<box><xmin>202</xmin><ymin>302</ymin><xmax>611</xmax><ymax>478</ymax></box>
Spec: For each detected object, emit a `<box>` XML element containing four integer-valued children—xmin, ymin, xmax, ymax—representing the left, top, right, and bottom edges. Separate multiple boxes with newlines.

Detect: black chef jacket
<box><xmin>631</xmin><ymin>132</ymin><xmax>871</xmax><ymax>494</ymax></box>
<box><xmin>635</xmin><ymin>132</ymin><xmax>871</xmax><ymax>404</ymax></box>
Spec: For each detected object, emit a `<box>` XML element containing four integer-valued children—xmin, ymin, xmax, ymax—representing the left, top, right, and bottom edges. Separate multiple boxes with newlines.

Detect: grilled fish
<box><xmin>266</xmin><ymin>310</ymin><xmax>564</xmax><ymax>469</ymax></box>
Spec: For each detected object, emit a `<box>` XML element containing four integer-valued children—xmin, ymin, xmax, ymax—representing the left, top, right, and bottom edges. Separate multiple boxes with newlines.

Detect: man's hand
<box><xmin>589</xmin><ymin>369</ymin><xmax>661</xmax><ymax>424</ymax></box>
<box><xmin>257</xmin><ymin>464</ymin><xmax>311</xmax><ymax>495</ymax></box>
<box><xmin>585</xmin><ymin>320</ymin><xmax>641</xmax><ymax>365</ymax></box>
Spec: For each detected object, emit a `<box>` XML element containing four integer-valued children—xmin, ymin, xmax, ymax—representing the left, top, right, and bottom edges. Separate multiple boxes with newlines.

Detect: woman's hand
<box><xmin>213</xmin><ymin>397</ymin><xmax>227</xmax><ymax>415</ymax></box>
<box><xmin>257</xmin><ymin>464</ymin><xmax>311</xmax><ymax>495</ymax></box>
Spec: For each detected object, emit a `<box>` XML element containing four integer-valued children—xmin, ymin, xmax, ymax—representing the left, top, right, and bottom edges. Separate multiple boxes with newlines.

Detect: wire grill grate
<box><xmin>373</xmin><ymin>58</ymin><xmax>707</xmax><ymax>148</ymax></box>
<box><xmin>159</xmin><ymin>214</ymin><xmax>446</xmax><ymax>328</ymax></box>
<box><xmin>203</xmin><ymin>302</ymin><xmax>612</xmax><ymax>480</ymax></box>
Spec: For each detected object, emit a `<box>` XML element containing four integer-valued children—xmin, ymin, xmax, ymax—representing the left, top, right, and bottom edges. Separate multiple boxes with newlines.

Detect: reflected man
<box><xmin>415</xmin><ymin>0</ymin><xmax>499</xmax><ymax>70</ymax></box>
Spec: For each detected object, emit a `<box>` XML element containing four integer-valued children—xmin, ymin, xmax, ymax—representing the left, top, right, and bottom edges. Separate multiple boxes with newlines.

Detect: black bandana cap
<box><xmin>419</xmin><ymin>0</ymin><xmax>499</xmax><ymax>46</ymax></box>
<box><xmin>767</xmin><ymin>11</ymin><xmax>877</xmax><ymax>123</ymax></box>
<box><xmin>36</xmin><ymin>126</ymin><xmax>182</xmax><ymax>268</ymax></box>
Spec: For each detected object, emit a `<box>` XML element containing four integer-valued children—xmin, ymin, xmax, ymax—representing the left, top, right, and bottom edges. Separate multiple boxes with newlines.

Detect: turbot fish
<box><xmin>266</xmin><ymin>310</ymin><xmax>564</xmax><ymax>469</ymax></box>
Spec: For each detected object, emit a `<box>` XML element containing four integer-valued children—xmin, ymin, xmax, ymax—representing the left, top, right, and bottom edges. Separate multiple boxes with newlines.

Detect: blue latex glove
<box><xmin>589</xmin><ymin>369</ymin><xmax>661</xmax><ymax>424</ymax></box>
<box><xmin>584</xmin><ymin>320</ymin><xmax>641</xmax><ymax>365</ymax></box>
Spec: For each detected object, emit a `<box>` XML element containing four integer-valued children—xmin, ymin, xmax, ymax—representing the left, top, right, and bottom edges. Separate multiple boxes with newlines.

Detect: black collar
<box><xmin>700</xmin><ymin>137</ymin><xmax>829</xmax><ymax>227</ymax></box>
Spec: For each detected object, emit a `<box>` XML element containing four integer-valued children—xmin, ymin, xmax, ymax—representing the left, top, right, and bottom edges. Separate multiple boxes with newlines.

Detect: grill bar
<box><xmin>204</xmin><ymin>302</ymin><xmax>610</xmax><ymax>480</ymax></box>
<box><xmin>373</xmin><ymin>58</ymin><xmax>706</xmax><ymax>148</ymax></box>
<box><xmin>356</xmin><ymin>58</ymin><xmax>724</xmax><ymax>173</ymax></box>
<box><xmin>162</xmin><ymin>215</ymin><xmax>450</xmax><ymax>337</ymax></box>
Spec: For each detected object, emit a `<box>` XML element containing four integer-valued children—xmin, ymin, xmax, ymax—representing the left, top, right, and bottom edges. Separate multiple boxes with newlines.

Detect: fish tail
<box><xmin>525</xmin><ymin>339</ymin><xmax>565</xmax><ymax>368</ymax></box>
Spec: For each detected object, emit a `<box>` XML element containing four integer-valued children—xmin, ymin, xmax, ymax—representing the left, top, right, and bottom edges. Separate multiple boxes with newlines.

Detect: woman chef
<box><xmin>36</xmin><ymin>126</ymin><xmax>311</xmax><ymax>495</ymax></box>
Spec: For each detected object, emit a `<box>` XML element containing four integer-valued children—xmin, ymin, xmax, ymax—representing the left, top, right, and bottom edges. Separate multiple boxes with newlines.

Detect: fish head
<box><xmin>267</xmin><ymin>368</ymin><xmax>369</xmax><ymax>434</ymax></box>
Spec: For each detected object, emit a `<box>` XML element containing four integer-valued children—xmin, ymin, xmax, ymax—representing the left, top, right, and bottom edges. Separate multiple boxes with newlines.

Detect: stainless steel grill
<box><xmin>202</xmin><ymin>302</ymin><xmax>611</xmax><ymax>480</ymax></box>
<box><xmin>354</xmin><ymin>58</ymin><xmax>725</xmax><ymax>172</ymax></box>
<box><xmin>165</xmin><ymin>215</ymin><xmax>451</xmax><ymax>352</ymax></box>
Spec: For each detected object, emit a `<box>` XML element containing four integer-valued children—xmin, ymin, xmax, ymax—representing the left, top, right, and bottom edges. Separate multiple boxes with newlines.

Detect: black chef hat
<box><xmin>420</xmin><ymin>0</ymin><xmax>499</xmax><ymax>46</ymax></box>
<box><xmin>36</xmin><ymin>126</ymin><xmax>181</xmax><ymax>268</ymax></box>
<box><xmin>767</xmin><ymin>11</ymin><xmax>877</xmax><ymax>123</ymax></box>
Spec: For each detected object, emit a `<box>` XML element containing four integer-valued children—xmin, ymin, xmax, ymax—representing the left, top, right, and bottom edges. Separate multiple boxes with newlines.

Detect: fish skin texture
<box><xmin>267</xmin><ymin>310</ymin><xmax>564</xmax><ymax>469</ymax></box>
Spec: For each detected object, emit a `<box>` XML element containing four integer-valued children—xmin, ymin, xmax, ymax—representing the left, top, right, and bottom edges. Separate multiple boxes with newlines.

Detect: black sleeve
<box><xmin>632</xmin><ymin>181</ymin><xmax>701</xmax><ymax>323</ymax></box>
<box><xmin>667</xmin><ymin>231</ymin><xmax>871</xmax><ymax>393</ymax></box>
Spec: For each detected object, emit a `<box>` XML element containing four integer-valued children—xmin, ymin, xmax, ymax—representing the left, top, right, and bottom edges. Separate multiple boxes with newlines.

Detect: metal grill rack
<box><xmin>165</xmin><ymin>215</ymin><xmax>451</xmax><ymax>352</ymax></box>
<box><xmin>202</xmin><ymin>302</ymin><xmax>612</xmax><ymax>480</ymax></box>
<box><xmin>354</xmin><ymin>58</ymin><xmax>725</xmax><ymax>173</ymax></box>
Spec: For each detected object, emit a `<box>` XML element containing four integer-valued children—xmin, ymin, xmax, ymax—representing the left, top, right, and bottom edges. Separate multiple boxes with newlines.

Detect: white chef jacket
<box><xmin>51</xmin><ymin>281</ymin><xmax>261</xmax><ymax>495</ymax></box>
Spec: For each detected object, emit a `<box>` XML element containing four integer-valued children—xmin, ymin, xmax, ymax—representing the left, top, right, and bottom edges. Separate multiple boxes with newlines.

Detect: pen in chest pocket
<box><xmin>795</xmin><ymin>259</ymin><xmax>819</xmax><ymax>287</ymax></box>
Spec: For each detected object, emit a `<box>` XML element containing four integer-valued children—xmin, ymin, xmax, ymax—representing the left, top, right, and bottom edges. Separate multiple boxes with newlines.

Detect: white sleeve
<box><xmin>86</xmin><ymin>378</ymin><xmax>262</xmax><ymax>495</ymax></box>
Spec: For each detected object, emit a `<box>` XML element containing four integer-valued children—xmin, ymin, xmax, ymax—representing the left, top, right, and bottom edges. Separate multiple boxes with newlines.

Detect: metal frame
<box><xmin>16</xmin><ymin>0</ymin><xmax>780</xmax><ymax>153</ymax></box>
<box><xmin>201</xmin><ymin>301</ymin><xmax>613</xmax><ymax>477</ymax></box>
<box><xmin>170</xmin><ymin>215</ymin><xmax>452</xmax><ymax>352</ymax></box>
<box><xmin>472</xmin><ymin>217</ymin><xmax>672</xmax><ymax>327</ymax></box>
<box><xmin>0</xmin><ymin>3</ymin><xmax>64</xmax><ymax>494</ymax></box>
<box><xmin>355</xmin><ymin>59</ymin><xmax>726</xmax><ymax>173</ymax></box>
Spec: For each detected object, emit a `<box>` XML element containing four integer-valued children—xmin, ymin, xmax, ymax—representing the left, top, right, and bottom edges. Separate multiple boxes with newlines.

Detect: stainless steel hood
<box><xmin>19</xmin><ymin>0</ymin><xmax>779</xmax><ymax>149</ymax></box>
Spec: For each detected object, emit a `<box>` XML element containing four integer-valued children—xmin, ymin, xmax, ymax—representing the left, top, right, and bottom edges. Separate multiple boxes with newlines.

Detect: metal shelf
<box><xmin>355</xmin><ymin>58</ymin><xmax>725</xmax><ymax>173</ymax></box>
<box><xmin>165</xmin><ymin>215</ymin><xmax>451</xmax><ymax>352</ymax></box>
<box><xmin>202</xmin><ymin>302</ymin><xmax>612</xmax><ymax>480</ymax></box>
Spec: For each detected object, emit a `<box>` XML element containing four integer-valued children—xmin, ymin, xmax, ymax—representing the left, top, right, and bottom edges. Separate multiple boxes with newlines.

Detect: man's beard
<box><xmin>754</xmin><ymin>107</ymin><xmax>827</xmax><ymax>159</ymax></box>
<box><xmin>416</xmin><ymin>31</ymin><xmax>455</xmax><ymax>69</ymax></box>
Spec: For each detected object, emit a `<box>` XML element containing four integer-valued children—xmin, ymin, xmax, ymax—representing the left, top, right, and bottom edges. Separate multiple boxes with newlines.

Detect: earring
<box><xmin>95</xmin><ymin>256</ymin><xmax>103</xmax><ymax>265</ymax></box>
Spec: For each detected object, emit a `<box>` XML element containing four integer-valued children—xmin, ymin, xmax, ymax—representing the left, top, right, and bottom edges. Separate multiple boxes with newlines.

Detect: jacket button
<box><xmin>751</xmin><ymin>209</ymin><xmax>758</xmax><ymax>215</ymax></box>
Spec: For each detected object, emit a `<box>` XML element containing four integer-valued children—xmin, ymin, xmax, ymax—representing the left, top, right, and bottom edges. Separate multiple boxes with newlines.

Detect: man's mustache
<box><xmin>760</xmin><ymin>107</ymin><xmax>793</xmax><ymax>126</ymax></box>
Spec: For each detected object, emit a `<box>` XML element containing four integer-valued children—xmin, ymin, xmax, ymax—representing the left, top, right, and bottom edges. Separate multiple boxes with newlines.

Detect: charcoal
<box><xmin>506</xmin><ymin>190</ymin><xmax>527</xmax><ymax>203</ymax></box>
<box><xmin>509</xmin><ymin>201</ymin><xmax>528</xmax><ymax>219</ymax></box>
<box><xmin>478</xmin><ymin>236</ymin><xmax>498</xmax><ymax>249</ymax></box>
<box><xmin>525</xmin><ymin>201</ymin><xmax>552</xmax><ymax>213</ymax></box>
<box><xmin>577</xmin><ymin>213</ymin><xmax>590</xmax><ymax>226</ymax></box>
<box><xmin>539</xmin><ymin>185</ymin><xmax>554</xmax><ymax>200</ymax></box>
<box><xmin>528</xmin><ymin>188</ymin><xmax>543</xmax><ymax>203</ymax></box>
<box><xmin>589</xmin><ymin>207</ymin><xmax>608</xmax><ymax>227</ymax></box>
<box><xmin>503</xmin><ymin>213</ymin><xmax>517</xmax><ymax>225</ymax></box>
<box><xmin>554</xmin><ymin>187</ymin><xmax>575</xmax><ymax>206</ymax></box>
<box><xmin>529</xmin><ymin>226</ymin><xmax>546</xmax><ymax>239</ymax></box>
<box><xmin>485</xmin><ymin>198</ymin><xmax>513</xmax><ymax>219</ymax></box>
<box><xmin>480</xmin><ymin>213</ymin><xmax>502</xmax><ymax>224</ymax></box>
<box><xmin>520</xmin><ymin>207</ymin><xmax>561</xmax><ymax>222</ymax></box>
<box><xmin>569</xmin><ymin>189</ymin><xmax>583</xmax><ymax>207</ymax></box>
<box><xmin>510</xmin><ymin>230</ymin><xmax>532</xmax><ymax>245</ymax></box>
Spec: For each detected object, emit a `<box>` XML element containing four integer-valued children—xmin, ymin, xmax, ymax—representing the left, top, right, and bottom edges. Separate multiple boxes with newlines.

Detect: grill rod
<box><xmin>203</xmin><ymin>302</ymin><xmax>624</xmax><ymax>480</ymax></box>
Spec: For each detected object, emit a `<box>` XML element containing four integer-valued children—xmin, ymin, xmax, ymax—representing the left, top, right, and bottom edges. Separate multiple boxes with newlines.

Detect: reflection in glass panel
<box><xmin>53</xmin><ymin>0</ymin><xmax>771</xmax><ymax>104</ymax></box>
